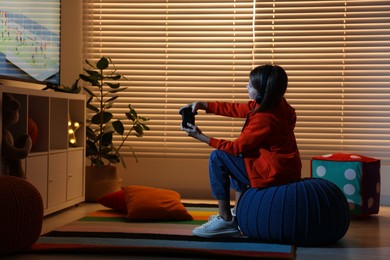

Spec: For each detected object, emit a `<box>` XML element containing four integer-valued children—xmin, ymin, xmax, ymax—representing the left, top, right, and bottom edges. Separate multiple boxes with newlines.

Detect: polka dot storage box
<box><xmin>311</xmin><ymin>153</ymin><xmax>380</xmax><ymax>217</ymax></box>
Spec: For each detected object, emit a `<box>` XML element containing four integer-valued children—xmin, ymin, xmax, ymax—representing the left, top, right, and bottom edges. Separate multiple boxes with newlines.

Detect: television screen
<box><xmin>0</xmin><ymin>0</ymin><xmax>60</xmax><ymax>85</ymax></box>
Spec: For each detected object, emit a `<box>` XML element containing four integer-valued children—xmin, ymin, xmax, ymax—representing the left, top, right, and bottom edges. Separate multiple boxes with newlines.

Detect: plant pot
<box><xmin>85</xmin><ymin>165</ymin><xmax>122</xmax><ymax>202</ymax></box>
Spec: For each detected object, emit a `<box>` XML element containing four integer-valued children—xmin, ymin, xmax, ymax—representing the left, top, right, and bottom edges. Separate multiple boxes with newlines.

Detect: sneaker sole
<box><xmin>192</xmin><ymin>229</ymin><xmax>242</xmax><ymax>238</ymax></box>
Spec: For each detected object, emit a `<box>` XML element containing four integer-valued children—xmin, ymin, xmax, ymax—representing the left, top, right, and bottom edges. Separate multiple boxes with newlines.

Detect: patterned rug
<box><xmin>29</xmin><ymin>206</ymin><xmax>295</xmax><ymax>259</ymax></box>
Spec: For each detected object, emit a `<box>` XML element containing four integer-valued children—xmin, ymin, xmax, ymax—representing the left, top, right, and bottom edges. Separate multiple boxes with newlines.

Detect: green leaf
<box><xmin>97</xmin><ymin>57</ymin><xmax>109</xmax><ymax>70</ymax></box>
<box><xmin>112</xmin><ymin>120</ymin><xmax>124</xmax><ymax>135</ymax></box>
<box><xmin>106</xmin><ymin>82</ymin><xmax>120</xmax><ymax>89</ymax></box>
<box><xmin>91</xmin><ymin>112</ymin><xmax>113</xmax><ymax>124</ymax></box>
<box><xmin>86</xmin><ymin>126</ymin><xmax>98</xmax><ymax>140</ymax></box>
<box><xmin>109</xmin><ymin>87</ymin><xmax>127</xmax><ymax>94</ymax></box>
<box><xmin>126</xmin><ymin>107</ymin><xmax>138</xmax><ymax>120</ymax></box>
<box><xmin>103</xmin><ymin>124</ymin><xmax>115</xmax><ymax>133</ymax></box>
<box><xmin>100</xmin><ymin>132</ymin><xmax>113</xmax><ymax>146</ymax></box>
<box><xmin>80</xmin><ymin>74</ymin><xmax>99</xmax><ymax>86</ymax></box>
<box><xmin>126</xmin><ymin>112</ymin><xmax>135</xmax><ymax>121</ymax></box>
<box><xmin>86</xmin><ymin>96</ymin><xmax>99</xmax><ymax>113</ymax></box>
<box><xmin>86</xmin><ymin>140</ymin><xmax>98</xmax><ymax>155</ymax></box>
<box><xmin>96</xmin><ymin>147</ymin><xmax>110</xmax><ymax>158</ymax></box>
<box><xmin>134</xmin><ymin>124</ymin><xmax>144</xmax><ymax>136</ymax></box>
<box><xmin>141</xmin><ymin>123</ymin><xmax>150</xmax><ymax>130</ymax></box>
<box><xmin>105</xmin><ymin>74</ymin><xmax>121</xmax><ymax>80</ymax></box>
<box><xmin>70</xmin><ymin>79</ymin><xmax>81</xmax><ymax>93</ymax></box>
<box><xmin>103</xmin><ymin>154</ymin><xmax>120</xmax><ymax>164</ymax></box>
<box><xmin>87</xmin><ymin>103</ymin><xmax>99</xmax><ymax>113</ymax></box>
<box><xmin>139</xmin><ymin>116</ymin><xmax>150</xmax><ymax>121</ymax></box>
<box><xmin>131</xmin><ymin>109</ymin><xmax>138</xmax><ymax>118</ymax></box>
<box><xmin>92</xmin><ymin>158</ymin><xmax>104</xmax><ymax>168</ymax></box>
<box><xmin>83</xmin><ymin>87</ymin><xmax>95</xmax><ymax>97</ymax></box>
<box><xmin>105</xmin><ymin>101</ymin><xmax>114</xmax><ymax>109</ymax></box>
<box><xmin>100</xmin><ymin>147</ymin><xmax>112</xmax><ymax>155</ymax></box>
<box><xmin>106</xmin><ymin>96</ymin><xmax>118</xmax><ymax>103</ymax></box>
<box><xmin>85</xmin><ymin>59</ymin><xmax>95</xmax><ymax>68</ymax></box>
<box><xmin>84</xmin><ymin>69</ymin><xmax>100</xmax><ymax>76</ymax></box>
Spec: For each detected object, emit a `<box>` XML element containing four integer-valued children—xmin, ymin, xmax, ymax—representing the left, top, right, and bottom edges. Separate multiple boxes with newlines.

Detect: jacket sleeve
<box><xmin>209</xmin><ymin>115</ymin><xmax>271</xmax><ymax>157</ymax></box>
<box><xmin>206</xmin><ymin>101</ymin><xmax>253</xmax><ymax>118</ymax></box>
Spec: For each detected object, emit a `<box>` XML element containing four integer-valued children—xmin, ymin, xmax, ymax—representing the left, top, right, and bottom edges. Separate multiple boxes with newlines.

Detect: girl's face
<box><xmin>247</xmin><ymin>81</ymin><xmax>259</xmax><ymax>100</ymax></box>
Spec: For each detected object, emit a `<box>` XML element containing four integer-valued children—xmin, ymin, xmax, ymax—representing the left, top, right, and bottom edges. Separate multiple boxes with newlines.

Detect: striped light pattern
<box><xmin>82</xmin><ymin>0</ymin><xmax>390</xmax><ymax>162</ymax></box>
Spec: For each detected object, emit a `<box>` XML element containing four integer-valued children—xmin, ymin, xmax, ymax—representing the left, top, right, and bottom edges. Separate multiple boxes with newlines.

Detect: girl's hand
<box><xmin>182</xmin><ymin>123</ymin><xmax>210</xmax><ymax>144</ymax></box>
<box><xmin>179</xmin><ymin>101</ymin><xmax>207</xmax><ymax>114</ymax></box>
<box><xmin>182</xmin><ymin>122</ymin><xmax>201</xmax><ymax>137</ymax></box>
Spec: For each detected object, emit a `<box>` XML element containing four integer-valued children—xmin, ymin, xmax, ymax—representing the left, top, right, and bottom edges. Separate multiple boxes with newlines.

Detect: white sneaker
<box><xmin>192</xmin><ymin>215</ymin><xmax>241</xmax><ymax>238</ymax></box>
<box><xmin>231</xmin><ymin>207</ymin><xmax>236</xmax><ymax>217</ymax></box>
<box><xmin>208</xmin><ymin>208</ymin><xmax>236</xmax><ymax>220</ymax></box>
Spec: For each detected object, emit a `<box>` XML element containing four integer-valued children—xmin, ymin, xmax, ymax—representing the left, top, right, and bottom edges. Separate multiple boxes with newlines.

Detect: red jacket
<box><xmin>206</xmin><ymin>98</ymin><xmax>301</xmax><ymax>188</ymax></box>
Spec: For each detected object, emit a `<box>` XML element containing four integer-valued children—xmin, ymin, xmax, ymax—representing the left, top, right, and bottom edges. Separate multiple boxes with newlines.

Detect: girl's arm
<box><xmin>207</xmin><ymin>101</ymin><xmax>254</xmax><ymax>118</ymax></box>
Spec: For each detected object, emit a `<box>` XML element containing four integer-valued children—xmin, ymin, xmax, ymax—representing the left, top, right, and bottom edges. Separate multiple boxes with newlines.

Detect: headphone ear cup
<box><xmin>256</xmin><ymin>95</ymin><xmax>263</xmax><ymax>104</ymax></box>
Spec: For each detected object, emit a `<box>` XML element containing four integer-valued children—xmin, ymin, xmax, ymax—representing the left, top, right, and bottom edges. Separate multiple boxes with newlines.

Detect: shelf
<box><xmin>1</xmin><ymin>85</ymin><xmax>86</xmax><ymax>216</ymax></box>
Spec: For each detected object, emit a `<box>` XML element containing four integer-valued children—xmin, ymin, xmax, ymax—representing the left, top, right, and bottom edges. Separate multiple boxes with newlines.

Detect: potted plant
<box><xmin>43</xmin><ymin>57</ymin><xmax>150</xmax><ymax>201</ymax></box>
<box><xmin>80</xmin><ymin>57</ymin><xmax>149</xmax><ymax>167</ymax></box>
<box><xmin>79</xmin><ymin>57</ymin><xmax>150</xmax><ymax>201</ymax></box>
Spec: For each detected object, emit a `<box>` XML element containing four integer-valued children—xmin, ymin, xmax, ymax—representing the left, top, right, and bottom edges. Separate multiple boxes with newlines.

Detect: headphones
<box><xmin>255</xmin><ymin>65</ymin><xmax>274</xmax><ymax>104</ymax></box>
<box><xmin>255</xmin><ymin>95</ymin><xmax>263</xmax><ymax>104</ymax></box>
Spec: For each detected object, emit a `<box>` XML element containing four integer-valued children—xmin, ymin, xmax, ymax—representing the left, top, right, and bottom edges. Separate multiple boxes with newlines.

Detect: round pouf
<box><xmin>0</xmin><ymin>176</ymin><xmax>44</xmax><ymax>256</ymax></box>
<box><xmin>236</xmin><ymin>178</ymin><xmax>350</xmax><ymax>246</ymax></box>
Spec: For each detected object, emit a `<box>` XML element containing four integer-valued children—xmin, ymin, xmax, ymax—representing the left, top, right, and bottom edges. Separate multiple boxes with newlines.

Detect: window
<box><xmin>82</xmin><ymin>0</ymin><xmax>390</xmax><ymax>162</ymax></box>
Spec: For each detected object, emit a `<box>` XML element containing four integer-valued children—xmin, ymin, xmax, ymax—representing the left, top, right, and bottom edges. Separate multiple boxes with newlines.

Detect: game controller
<box><xmin>179</xmin><ymin>107</ymin><xmax>196</xmax><ymax>129</ymax></box>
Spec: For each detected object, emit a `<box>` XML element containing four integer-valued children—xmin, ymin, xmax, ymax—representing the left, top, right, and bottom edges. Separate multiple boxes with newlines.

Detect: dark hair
<box><xmin>249</xmin><ymin>64</ymin><xmax>288</xmax><ymax>112</ymax></box>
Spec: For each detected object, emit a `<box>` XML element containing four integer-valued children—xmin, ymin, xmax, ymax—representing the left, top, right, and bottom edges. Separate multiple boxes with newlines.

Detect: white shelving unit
<box><xmin>1</xmin><ymin>85</ymin><xmax>86</xmax><ymax>215</ymax></box>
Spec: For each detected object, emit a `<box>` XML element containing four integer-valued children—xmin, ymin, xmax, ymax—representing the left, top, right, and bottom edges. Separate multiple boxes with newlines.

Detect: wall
<box><xmin>60</xmin><ymin>0</ymin><xmax>83</xmax><ymax>86</ymax></box>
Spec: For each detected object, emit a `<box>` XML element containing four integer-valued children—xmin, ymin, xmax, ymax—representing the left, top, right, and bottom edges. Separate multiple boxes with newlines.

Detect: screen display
<box><xmin>0</xmin><ymin>0</ymin><xmax>60</xmax><ymax>85</ymax></box>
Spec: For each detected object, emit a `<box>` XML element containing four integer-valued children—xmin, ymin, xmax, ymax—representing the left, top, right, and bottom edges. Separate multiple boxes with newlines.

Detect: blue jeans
<box><xmin>209</xmin><ymin>150</ymin><xmax>250</xmax><ymax>200</ymax></box>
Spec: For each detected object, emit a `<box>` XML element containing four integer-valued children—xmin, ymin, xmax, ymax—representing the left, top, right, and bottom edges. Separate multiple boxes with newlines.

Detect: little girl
<box><xmin>180</xmin><ymin>64</ymin><xmax>301</xmax><ymax>238</ymax></box>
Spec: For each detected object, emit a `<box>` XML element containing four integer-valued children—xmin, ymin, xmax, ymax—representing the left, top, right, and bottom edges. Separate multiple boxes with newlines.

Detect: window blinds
<box><xmin>82</xmin><ymin>0</ymin><xmax>390</xmax><ymax>162</ymax></box>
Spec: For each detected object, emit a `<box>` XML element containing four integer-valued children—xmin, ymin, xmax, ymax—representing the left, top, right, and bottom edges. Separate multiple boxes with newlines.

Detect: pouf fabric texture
<box><xmin>236</xmin><ymin>178</ymin><xmax>350</xmax><ymax>246</ymax></box>
<box><xmin>0</xmin><ymin>176</ymin><xmax>44</xmax><ymax>256</ymax></box>
<box><xmin>311</xmin><ymin>153</ymin><xmax>380</xmax><ymax>217</ymax></box>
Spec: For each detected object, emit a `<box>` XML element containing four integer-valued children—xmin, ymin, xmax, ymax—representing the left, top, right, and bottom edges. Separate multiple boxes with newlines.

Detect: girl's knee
<box><xmin>209</xmin><ymin>150</ymin><xmax>225</xmax><ymax>161</ymax></box>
